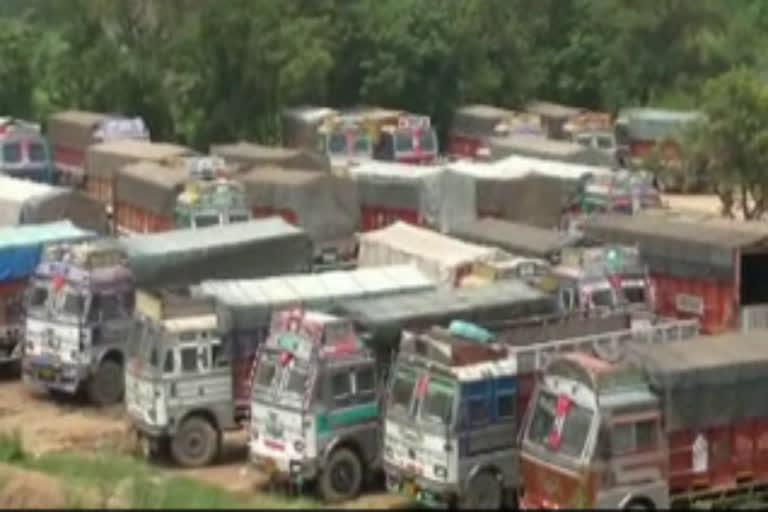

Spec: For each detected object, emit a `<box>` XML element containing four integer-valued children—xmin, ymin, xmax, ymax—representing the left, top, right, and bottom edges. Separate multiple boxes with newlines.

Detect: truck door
<box><xmin>88</xmin><ymin>291</ymin><xmax>135</xmax><ymax>349</ymax></box>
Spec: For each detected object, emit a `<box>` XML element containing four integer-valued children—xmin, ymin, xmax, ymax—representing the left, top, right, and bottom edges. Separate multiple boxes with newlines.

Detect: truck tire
<box><xmin>459</xmin><ymin>470</ymin><xmax>503</xmax><ymax>510</ymax></box>
<box><xmin>624</xmin><ymin>499</ymin><xmax>653</xmax><ymax>511</ymax></box>
<box><xmin>171</xmin><ymin>416</ymin><xmax>220</xmax><ymax>468</ymax></box>
<box><xmin>87</xmin><ymin>359</ymin><xmax>124</xmax><ymax>406</ymax></box>
<box><xmin>318</xmin><ymin>447</ymin><xmax>363</xmax><ymax>503</ymax></box>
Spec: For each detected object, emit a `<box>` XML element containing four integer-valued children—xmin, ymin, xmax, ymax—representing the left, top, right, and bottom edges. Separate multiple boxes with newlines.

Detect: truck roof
<box><xmin>526</xmin><ymin>101</ymin><xmax>583</xmax><ymax>119</ymax></box>
<box><xmin>447</xmin><ymin>217</ymin><xmax>568</xmax><ymax>260</ymax></box>
<box><xmin>136</xmin><ymin>288</ymin><xmax>216</xmax><ymax>323</ymax></box>
<box><xmin>210</xmin><ymin>142</ymin><xmax>331</xmax><ymax>173</ymax></box>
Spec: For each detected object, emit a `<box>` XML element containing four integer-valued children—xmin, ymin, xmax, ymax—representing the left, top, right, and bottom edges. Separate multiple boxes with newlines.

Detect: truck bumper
<box><xmin>383</xmin><ymin>461</ymin><xmax>458</xmax><ymax>508</ymax></box>
<box><xmin>22</xmin><ymin>356</ymin><xmax>84</xmax><ymax>394</ymax></box>
<box><xmin>131</xmin><ymin>416</ymin><xmax>169</xmax><ymax>440</ymax></box>
<box><xmin>249</xmin><ymin>448</ymin><xmax>320</xmax><ymax>483</ymax></box>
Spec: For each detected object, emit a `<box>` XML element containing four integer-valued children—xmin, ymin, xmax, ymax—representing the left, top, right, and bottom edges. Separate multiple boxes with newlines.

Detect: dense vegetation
<box><xmin>3</xmin><ymin>0</ymin><xmax>768</xmax><ymax>216</ymax></box>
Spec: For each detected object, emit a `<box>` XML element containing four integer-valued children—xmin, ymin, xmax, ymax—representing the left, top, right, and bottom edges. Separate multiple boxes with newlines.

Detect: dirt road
<box><xmin>0</xmin><ymin>374</ymin><xmax>406</xmax><ymax>509</ymax></box>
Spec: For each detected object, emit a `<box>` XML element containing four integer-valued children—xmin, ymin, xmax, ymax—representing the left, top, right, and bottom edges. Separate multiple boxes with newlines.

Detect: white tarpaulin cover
<box><xmin>0</xmin><ymin>175</ymin><xmax>108</xmax><ymax>232</ymax></box>
<box><xmin>357</xmin><ymin>221</ymin><xmax>502</xmax><ymax>287</ymax></box>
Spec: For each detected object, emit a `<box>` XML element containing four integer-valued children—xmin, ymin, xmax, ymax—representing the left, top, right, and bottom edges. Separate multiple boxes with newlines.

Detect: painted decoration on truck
<box><xmin>547</xmin><ymin>394</ymin><xmax>572</xmax><ymax>450</ymax></box>
<box><xmin>692</xmin><ymin>433</ymin><xmax>708</xmax><ymax>473</ymax></box>
<box><xmin>675</xmin><ymin>293</ymin><xmax>704</xmax><ymax>316</ymax></box>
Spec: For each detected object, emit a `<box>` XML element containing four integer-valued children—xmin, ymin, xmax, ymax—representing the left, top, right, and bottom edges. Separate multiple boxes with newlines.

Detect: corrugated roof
<box><xmin>585</xmin><ymin>211</ymin><xmax>768</xmax><ymax>249</ymax></box>
<box><xmin>448</xmin><ymin>218</ymin><xmax>567</xmax><ymax>257</ymax></box>
<box><xmin>121</xmin><ymin>216</ymin><xmax>304</xmax><ymax>257</ymax></box>
<box><xmin>0</xmin><ymin>221</ymin><xmax>93</xmax><ymax>250</ymax></box>
<box><xmin>347</xmin><ymin>161</ymin><xmax>444</xmax><ymax>181</ymax></box>
<box><xmin>455</xmin><ymin>104</ymin><xmax>514</xmax><ymax>120</ymax></box>
<box><xmin>199</xmin><ymin>264</ymin><xmax>434</xmax><ymax>307</ymax></box>
<box><xmin>338</xmin><ymin>279</ymin><xmax>550</xmax><ymax>325</ymax></box>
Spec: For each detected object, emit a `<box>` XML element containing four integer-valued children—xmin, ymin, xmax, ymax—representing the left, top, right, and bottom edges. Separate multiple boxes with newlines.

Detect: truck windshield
<box><xmin>418</xmin><ymin>130</ymin><xmax>437</xmax><ymax>153</ymax></box>
<box><xmin>419</xmin><ymin>376</ymin><xmax>456</xmax><ymax>427</ymax></box>
<box><xmin>194</xmin><ymin>213</ymin><xmax>221</xmax><ymax>228</ymax></box>
<box><xmin>622</xmin><ymin>282</ymin><xmax>646</xmax><ymax>305</ymax></box>
<box><xmin>228</xmin><ymin>213</ymin><xmax>249</xmax><ymax>223</ymax></box>
<box><xmin>591</xmin><ymin>287</ymin><xmax>615</xmax><ymax>309</ymax></box>
<box><xmin>49</xmin><ymin>286</ymin><xmax>87</xmax><ymax>323</ymax></box>
<box><xmin>328</xmin><ymin>133</ymin><xmax>347</xmax><ymax>155</ymax></box>
<box><xmin>394</xmin><ymin>131</ymin><xmax>413</xmax><ymax>153</ymax></box>
<box><xmin>253</xmin><ymin>357</ymin><xmax>278</xmax><ymax>392</ymax></box>
<box><xmin>526</xmin><ymin>390</ymin><xmax>594</xmax><ymax>459</ymax></box>
<box><xmin>26</xmin><ymin>279</ymin><xmax>49</xmax><ymax>314</ymax></box>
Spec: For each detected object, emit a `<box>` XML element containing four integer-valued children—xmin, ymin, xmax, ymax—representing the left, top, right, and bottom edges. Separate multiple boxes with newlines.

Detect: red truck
<box><xmin>46</xmin><ymin>111</ymin><xmax>149</xmax><ymax>187</ymax></box>
<box><xmin>520</xmin><ymin>329</ymin><xmax>768</xmax><ymax>509</ymax></box>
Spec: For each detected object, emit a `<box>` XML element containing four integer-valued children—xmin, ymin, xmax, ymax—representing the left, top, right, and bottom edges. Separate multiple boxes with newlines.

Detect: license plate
<box><xmin>38</xmin><ymin>368</ymin><xmax>54</xmax><ymax>380</ymax></box>
<box><xmin>402</xmin><ymin>482</ymin><xmax>417</xmax><ymax>497</ymax></box>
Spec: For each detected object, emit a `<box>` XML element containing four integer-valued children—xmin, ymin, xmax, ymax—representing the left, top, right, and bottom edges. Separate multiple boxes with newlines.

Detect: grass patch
<box><xmin>0</xmin><ymin>431</ymin><xmax>318</xmax><ymax>509</ymax></box>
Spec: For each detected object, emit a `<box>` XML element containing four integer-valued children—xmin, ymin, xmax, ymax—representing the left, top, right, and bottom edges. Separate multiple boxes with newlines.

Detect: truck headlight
<box><xmin>293</xmin><ymin>440</ymin><xmax>305</xmax><ymax>453</ymax></box>
<box><xmin>434</xmin><ymin>465</ymin><xmax>448</xmax><ymax>479</ymax></box>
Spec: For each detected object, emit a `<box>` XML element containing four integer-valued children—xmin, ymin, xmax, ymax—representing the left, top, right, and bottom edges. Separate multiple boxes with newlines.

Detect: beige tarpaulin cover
<box><xmin>241</xmin><ymin>166</ymin><xmax>360</xmax><ymax>248</ymax></box>
<box><xmin>116</xmin><ymin>161</ymin><xmax>188</xmax><ymax>216</ymax></box>
<box><xmin>357</xmin><ymin>221</ymin><xmax>503</xmax><ymax>287</ymax></box>
<box><xmin>85</xmin><ymin>139</ymin><xmax>194</xmax><ymax>182</ymax></box>
<box><xmin>211</xmin><ymin>142</ymin><xmax>331</xmax><ymax>173</ymax></box>
<box><xmin>0</xmin><ymin>175</ymin><xmax>108</xmax><ymax>233</ymax></box>
<box><xmin>46</xmin><ymin>110</ymin><xmax>107</xmax><ymax>150</ymax></box>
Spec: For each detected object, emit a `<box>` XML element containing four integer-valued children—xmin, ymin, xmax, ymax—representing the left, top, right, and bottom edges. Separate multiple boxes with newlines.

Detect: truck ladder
<box><xmin>513</xmin><ymin>318</ymin><xmax>700</xmax><ymax>374</ymax></box>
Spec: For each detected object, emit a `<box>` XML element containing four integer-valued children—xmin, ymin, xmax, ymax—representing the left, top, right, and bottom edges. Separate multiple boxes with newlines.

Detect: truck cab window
<box><xmin>497</xmin><ymin>393</ymin><xmax>516</xmax><ymax>421</ymax></box>
<box><xmin>2</xmin><ymin>143</ymin><xmax>22</xmax><ymax>163</ymax></box>
<box><xmin>332</xmin><ymin>371</ymin><xmax>353</xmax><ymax>398</ymax></box>
<box><xmin>211</xmin><ymin>344</ymin><xmax>229</xmax><ymax>368</ymax></box>
<box><xmin>100</xmin><ymin>295</ymin><xmax>121</xmax><ymax>321</ymax></box>
<box><xmin>28</xmin><ymin>141</ymin><xmax>48</xmax><ymax>162</ymax></box>
<box><xmin>355</xmin><ymin>367</ymin><xmax>376</xmax><ymax>394</ymax></box>
<box><xmin>465</xmin><ymin>397</ymin><xmax>490</xmax><ymax>427</ymax></box>
<box><xmin>181</xmin><ymin>347</ymin><xmax>198</xmax><ymax>373</ymax></box>
<box><xmin>194</xmin><ymin>213</ymin><xmax>220</xmax><ymax>228</ymax></box>
<box><xmin>87</xmin><ymin>295</ymin><xmax>101</xmax><ymax>323</ymax></box>
<box><xmin>163</xmin><ymin>349</ymin><xmax>175</xmax><ymax>374</ymax></box>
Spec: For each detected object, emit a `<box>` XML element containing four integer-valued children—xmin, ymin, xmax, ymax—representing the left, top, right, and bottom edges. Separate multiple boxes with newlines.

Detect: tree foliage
<box><xmin>2</xmin><ymin>0</ymin><xmax>768</xmax><ymax>169</ymax></box>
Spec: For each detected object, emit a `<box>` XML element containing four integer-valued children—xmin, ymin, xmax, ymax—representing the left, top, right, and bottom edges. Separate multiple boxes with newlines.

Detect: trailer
<box><xmin>241</xmin><ymin>167</ymin><xmax>360</xmax><ymax>269</ymax></box>
<box><xmin>22</xmin><ymin>217</ymin><xmax>312</xmax><ymax>404</ymax></box>
<box><xmin>84</xmin><ymin>139</ymin><xmax>195</xmax><ymax>213</ymax></box>
<box><xmin>383</xmin><ymin>314</ymin><xmax>698</xmax><ymax>508</ymax></box>
<box><xmin>46</xmin><ymin>111</ymin><xmax>149</xmax><ymax>186</ymax></box>
<box><xmin>210</xmin><ymin>141</ymin><xmax>331</xmax><ymax>173</ymax></box>
<box><xmin>584</xmin><ymin>209</ymin><xmax>768</xmax><ymax>333</ymax></box>
<box><xmin>520</xmin><ymin>328</ymin><xmax>768</xmax><ymax>509</ymax></box>
<box><xmin>0</xmin><ymin>221</ymin><xmax>94</xmax><ymax>365</ymax></box>
<box><xmin>0</xmin><ymin>175</ymin><xmax>108</xmax><ymax>233</ymax></box>
<box><xmin>126</xmin><ymin>265</ymin><xmax>435</xmax><ymax>467</ymax></box>
<box><xmin>357</xmin><ymin>221</ymin><xmax>503</xmax><ymax>288</ymax></box>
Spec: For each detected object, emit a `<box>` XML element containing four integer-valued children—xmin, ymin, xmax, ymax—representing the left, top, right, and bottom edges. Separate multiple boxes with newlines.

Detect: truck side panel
<box><xmin>115</xmin><ymin>202</ymin><xmax>172</xmax><ymax>234</ymax></box>
<box><xmin>360</xmin><ymin>207</ymin><xmax>421</xmax><ymax>232</ymax></box>
<box><xmin>668</xmin><ymin>419</ymin><xmax>768</xmax><ymax>496</ymax></box>
<box><xmin>251</xmin><ymin>206</ymin><xmax>298</xmax><ymax>226</ymax></box>
<box><xmin>651</xmin><ymin>274</ymin><xmax>734</xmax><ymax>334</ymax></box>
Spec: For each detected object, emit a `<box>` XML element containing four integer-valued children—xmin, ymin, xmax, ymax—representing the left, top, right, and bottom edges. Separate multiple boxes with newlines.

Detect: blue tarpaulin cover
<box><xmin>0</xmin><ymin>221</ymin><xmax>93</xmax><ymax>281</ymax></box>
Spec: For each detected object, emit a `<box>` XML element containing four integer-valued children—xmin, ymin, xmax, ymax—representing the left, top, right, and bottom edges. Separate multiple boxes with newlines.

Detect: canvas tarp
<box><xmin>199</xmin><ymin>264</ymin><xmax>435</xmax><ymax>332</ymax></box>
<box><xmin>335</xmin><ymin>279</ymin><xmax>555</xmax><ymax>341</ymax></box>
<box><xmin>85</xmin><ymin>140</ymin><xmax>194</xmax><ymax>181</ymax></box>
<box><xmin>629</xmin><ymin>329</ymin><xmax>768</xmax><ymax>432</ymax></box>
<box><xmin>116</xmin><ymin>161</ymin><xmax>187</xmax><ymax>216</ymax></box>
<box><xmin>0</xmin><ymin>175</ymin><xmax>108</xmax><ymax>233</ymax></box>
<box><xmin>211</xmin><ymin>142</ymin><xmax>331</xmax><ymax>173</ymax></box>
<box><xmin>0</xmin><ymin>221</ymin><xmax>94</xmax><ymax>281</ymax></box>
<box><xmin>344</xmin><ymin>161</ymin><xmax>475</xmax><ymax>231</ymax></box>
<box><xmin>119</xmin><ymin>217</ymin><xmax>313</xmax><ymax>287</ymax></box>
<box><xmin>357</xmin><ymin>221</ymin><xmax>504</xmax><ymax>287</ymax></box>
<box><xmin>488</xmin><ymin>134</ymin><xmax>615</xmax><ymax>167</ymax></box>
<box><xmin>447</xmin><ymin>217</ymin><xmax>569</xmax><ymax>260</ymax></box>
<box><xmin>583</xmin><ymin>211</ymin><xmax>766</xmax><ymax>280</ymax></box>
<box><xmin>241</xmin><ymin>167</ymin><xmax>360</xmax><ymax>246</ymax></box>
<box><xmin>452</xmin><ymin>104</ymin><xmax>515</xmax><ymax>136</ymax></box>
<box><xmin>46</xmin><ymin>110</ymin><xmax>106</xmax><ymax>150</ymax></box>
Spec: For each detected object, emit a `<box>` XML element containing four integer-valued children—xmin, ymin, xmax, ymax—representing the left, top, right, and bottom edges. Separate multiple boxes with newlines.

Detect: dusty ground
<box><xmin>0</xmin><ymin>373</ymin><xmax>407</xmax><ymax>509</ymax></box>
<box><xmin>661</xmin><ymin>193</ymin><xmax>726</xmax><ymax>216</ymax></box>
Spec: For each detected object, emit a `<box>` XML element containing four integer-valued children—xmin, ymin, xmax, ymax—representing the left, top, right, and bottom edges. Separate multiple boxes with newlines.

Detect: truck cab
<box><xmin>173</xmin><ymin>156</ymin><xmax>252</xmax><ymax>229</ymax></box>
<box><xmin>519</xmin><ymin>353</ymin><xmax>665</xmax><ymax>510</ymax></box>
<box><xmin>126</xmin><ymin>288</ymin><xmax>231</xmax><ymax>467</ymax></box>
<box><xmin>22</xmin><ymin>241</ymin><xmax>135</xmax><ymax>404</ymax></box>
<box><xmin>374</xmin><ymin>116</ymin><xmax>439</xmax><ymax>164</ymax></box>
<box><xmin>0</xmin><ymin>118</ymin><xmax>54</xmax><ymax>184</ymax></box>
<box><xmin>460</xmin><ymin>257</ymin><xmax>552</xmax><ymax>289</ymax></box>
<box><xmin>383</xmin><ymin>324</ymin><xmax>518</xmax><ymax>509</ymax></box>
<box><xmin>249</xmin><ymin>309</ymin><xmax>382</xmax><ymax>503</ymax></box>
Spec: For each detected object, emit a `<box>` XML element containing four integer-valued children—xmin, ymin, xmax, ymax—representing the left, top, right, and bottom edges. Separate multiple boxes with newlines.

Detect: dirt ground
<box><xmin>0</xmin><ymin>373</ymin><xmax>406</xmax><ymax>509</ymax></box>
<box><xmin>661</xmin><ymin>193</ymin><xmax>725</xmax><ymax>216</ymax></box>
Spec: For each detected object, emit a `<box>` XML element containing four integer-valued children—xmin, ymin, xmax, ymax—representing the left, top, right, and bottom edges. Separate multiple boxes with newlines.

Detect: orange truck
<box><xmin>519</xmin><ymin>329</ymin><xmax>768</xmax><ymax>509</ymax></box>
<box><xmin>46</xmin><ymin>111</ymin><xmax>149</xmax><ymax>186</ymax></box>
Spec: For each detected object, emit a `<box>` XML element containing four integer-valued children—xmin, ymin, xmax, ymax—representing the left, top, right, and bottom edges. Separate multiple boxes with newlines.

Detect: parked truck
<box><xmin>519</xmin><ymin>329</ymin><xmax>768</xmax><ymax>510</ymax></box>
<box><xmin>0</xmin><ymin>117</ymin><xmax>55</xmax><ymax>183</ymax></box>
<box><xmin>0</xmin><ymin>221</ymin><xmax>94</xmax><ymax>366</ymax></box>
<box><xmin>382</xmin><ymin>317</ymin><xmax>699</xmax><ymax>509</ymax></box>
<box><xmin>46</xmin><ymin>111</ymin><xmax>149</xmax><ymax>186</ymax></box>
<box><xmin>22</xmin><ymin>218</ymin><xmax>313</xmax><ymax>404</ymax></box>
<box><xmin>127</xmin><ymin>264</ymin><xmax>436</xmax><ymax>467</ymax></box>
<box><xmin>115</xmin><ymin>156</ymin><xmax>250</xmax><ymax>234</ymax></box>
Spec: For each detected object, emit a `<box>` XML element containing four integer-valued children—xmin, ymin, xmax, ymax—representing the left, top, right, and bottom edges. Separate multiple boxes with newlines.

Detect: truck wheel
<box><xmin>460</xmin><ymin>470</ymin><xmax>503</xmax><ymax>510</ymax></box>
<box><xmin>624</xmin><ymin>499</ymin><xmax>653</xmax><ymax>511</ymax></box>
<box><xmin>87</xmin><ymin>359</ymin><xmax>124</xmax><ymax>406</ymax></box>
<box><xmin>171</xmin><ymin>416</ymin><xmax>220</xmax><ymax>468</ymax></box>
<box><xmin>318</xmin><ymin>447</ymin><xmax>363</xmax><ymax>503</ymax></box>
